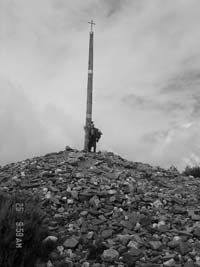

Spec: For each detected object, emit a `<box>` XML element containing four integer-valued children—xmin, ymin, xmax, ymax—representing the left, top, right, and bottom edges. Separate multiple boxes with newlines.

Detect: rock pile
<box><xmin>1</xmin><ymin>147</ymin><xmax>200</xmax><ymax>267</ymax></box>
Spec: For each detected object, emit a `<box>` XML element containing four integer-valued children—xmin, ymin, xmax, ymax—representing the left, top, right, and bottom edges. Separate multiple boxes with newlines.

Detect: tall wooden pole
<box><xmin>84</xmin><ymin>20</ymin><xmax>95</xmax><ymax>151</ymax></box>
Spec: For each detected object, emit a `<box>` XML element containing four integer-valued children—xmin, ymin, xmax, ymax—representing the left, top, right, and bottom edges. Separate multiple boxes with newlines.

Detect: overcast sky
<box><xmin>0</xmin><ymin>0</ymin><xmax>200</xmax><ymax>170</ymax></box>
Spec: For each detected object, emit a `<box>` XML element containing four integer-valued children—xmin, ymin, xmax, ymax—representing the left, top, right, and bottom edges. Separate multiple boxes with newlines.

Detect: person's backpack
<box><xmin>95</xmin><ymin>128</ymin><xmax>102</xmax><ymax>142</ymax></box>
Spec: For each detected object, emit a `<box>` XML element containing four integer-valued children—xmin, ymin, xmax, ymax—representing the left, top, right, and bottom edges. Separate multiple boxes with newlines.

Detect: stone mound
<box><xmin>1</xmin><ymin>147</ymin><xmax>200</xmax><ymax>267</ymax></box>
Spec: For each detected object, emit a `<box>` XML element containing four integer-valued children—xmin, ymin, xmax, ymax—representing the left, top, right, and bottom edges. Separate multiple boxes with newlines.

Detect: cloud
<box><xmin>122</xmin><ymin>94</ymin><xmax>186</xmax><ymax>113</ymax></box>
<box><xmin>0</xmin><ymin>76</ymin><xmax>81</xmax><ymax>165</ymax></box>
<box><xmin>161</xmin><ymin>70</ymin><xmax>200</xmax><ymax>94</ymax></box>
<box><xmin>0</xmin><ymin>77</ymin><xmax>48</xmax><ymax>164</ymax></box>
<box><xmin>140</xmin><ymin>122</ymin><xmax>200</xmax><ymax>170</ymax></box>
<box><xmin>191</xmin><ymin>95</ymin><xmax>200</xmax><ymax>117</ymax></box>
<box><xmin>103</xmin><ymin>0</ymin><xmax>127</xmax><ymax>17</ymax></box>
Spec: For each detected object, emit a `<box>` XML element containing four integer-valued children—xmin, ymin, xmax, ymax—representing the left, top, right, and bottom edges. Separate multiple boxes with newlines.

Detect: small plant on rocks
<box><xmin>0</xmin><ymin>190</ymin><xmax>52</xmax><ymax>267</ymax></box>
<box><xmin>183</xmin><ymin>165</ymin><xmax>200</xmax><ymax>178</ymax></box>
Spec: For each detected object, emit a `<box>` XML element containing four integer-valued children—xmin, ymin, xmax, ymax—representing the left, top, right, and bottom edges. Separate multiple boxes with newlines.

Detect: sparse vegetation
<box><xmin>0</xmin><ymin>190</ymin><xmax>50</xmax><ymax>267</ymax></box>
<box><xmin>183</xmin><ymin>165</ymin><xmax>200</xmax><ymax>178</ymax></box>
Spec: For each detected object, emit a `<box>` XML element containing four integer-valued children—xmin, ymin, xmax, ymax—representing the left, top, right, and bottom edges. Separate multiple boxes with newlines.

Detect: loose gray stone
<box><xmin>63</xmin><ymin>237</ymin><xmax>79</xmax><ymax>248</ymax></box>
<box><xmin>102</xmin><ymin>248</ymin><xmax>119</xmax><ymax>262</ymax></box>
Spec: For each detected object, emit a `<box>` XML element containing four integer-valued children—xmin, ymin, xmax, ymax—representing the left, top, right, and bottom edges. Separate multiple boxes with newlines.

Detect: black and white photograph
<box><xmin>0</xmin><ymin>0</ymin><xmax>200</xmax><ymax>266</ymax></box>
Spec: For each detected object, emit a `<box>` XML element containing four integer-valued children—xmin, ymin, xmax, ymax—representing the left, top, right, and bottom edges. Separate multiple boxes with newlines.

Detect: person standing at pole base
<box><xmin>88</xmin><ymin>121</ymin><xmax>102</xmax><ymax>152</ymax></box>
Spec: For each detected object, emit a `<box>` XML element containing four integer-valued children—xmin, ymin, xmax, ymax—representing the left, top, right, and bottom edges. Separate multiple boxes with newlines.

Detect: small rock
<box><xmin>64</xmin><ymin>258</ymin><xmax>73</xmax><ymax>266</ymax></box>
<box><xmin>108</xmin><ymin>189</ymin><xmax>117</xmax><ymax>195</ymax></box>
<box><xmin>46</xmin><ymin>260</ymin><xmax>53</xmax><ymax>267</ymax></box>
<box><xmin>89</xmin><ymin>196</ymin><xmax>100</xmax><ymax>207</ymax></box>
<box><xmin>184</xmin><ymin>261</ymin><xmax>195</xmax><ymax>267</ymax></box>
<box><xmin>102</xmin><ymin>248</ymin><xmax>119</xmax><ymax>262</ymax></box>
<box><xmin>43</xmin><ymin>236</ymin><xmax>58</xmax><ymax>243</ymax></box>
<box><xmin>117</xmin><ymin>234</ymin><xmax>132</xmax><ymax>246</ymax></box>
<box><xmin>122</xmin><ymin>252</ymin><xmax>138</xmax><ymax>265</ymax></box>
<box><xmin>193</xmin><ymin>227</ymin><xmax>200</xmax><ymax>238</ymax></box>
<box><xmin>82</xmin><ymin>262</ymin><xmax>90</xmax><ymax>267</ymax></box>
<box><xmin>168</xmin><ymin>236</ymin><xmax>181</xmax><ymax>248</ymax></box>
<box><xmin>58</xmin><ymin>207</ymin><xmax>65</xmax><ymax>213</ymax></box>
<box><xmin>101</xmin><ymin>229</ymin><xmax>113</xmax><ymax>239</ymax></box>
<box><xmin>65</xmin><ymin>146</ymin><xmax>72</xmax><ymax>151</ymax></box>
<box><xmin>55</xmin><ymin>168</ymin><xmax>62</xmax><ymax>174</ymax></box>
<box><xmin>129</xmin><ymin>247</ymin><xmax>142</xmax><ymax>257</ymax></box>
<box><xmin>63</xmin><ymin>237</ymin><xmax>79</xmax><ymax>248</ymax></box>
<box><xmin>179</xmin><ymin>241</ymin><xmax>191</xmax><ymax>255</ymax></box>
<box><xmin>57</xmin><ymin>245</ymin><xmax>64</xmax><ymax>255</ymax></box>
<box><xmin>195</xmin><ymin>255</ymin><xmax>200</xmax><ymax>265</ymax></box>
<box><xmin>127</xmin><ymin>240</ymin><xmax>138</xmax><ymax>249</ymax></box>
<box><xmin>163</xmin><ymin>258</ymin><xmax>176</xmax><ymax>266</ymax></box>
<box><xmin>80</xmin><ymin>210</ymin><xmax>88</xmax><ymax>216</ymax></box>
<box><xmin>87</xmin><ymin>231</ymin><xmax>94</xmax><ymax>239</ymax></box>
<box><xmin>149</xmin><ymin>241</ymin><xmax>162</xmax><ymax>250</ymax></box>
<box><xmin>45</xmin><ymin>191</ymin><xmax>52</xmax><ymax>199</ymax></box>
<box><xmin>71</xmin><ymin>190</ymin><xmax>79</xmax><ymax>199</ymax></box>
<box><xmin>67</xmin><ymin>199</ymin><xmax>74</xmax><ymax>204</ymax></box>
<box><xmin>152</xmin><ymin>199</ymin><xmax>162</xmax><ymax>208</ymax></box>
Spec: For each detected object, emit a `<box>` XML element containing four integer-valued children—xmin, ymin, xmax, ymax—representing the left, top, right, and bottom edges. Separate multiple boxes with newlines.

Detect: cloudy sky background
<box><xmin>0</xmin><ymin>0</ymin><xmax>200</xmax><ymax>170</ymax></box>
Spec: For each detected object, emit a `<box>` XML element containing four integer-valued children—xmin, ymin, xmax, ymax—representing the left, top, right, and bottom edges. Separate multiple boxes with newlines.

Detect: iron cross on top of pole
<box><xmin>88</xmin><ymin>20</ymin><xmax>96</xmax><ymax>32</ymax></box>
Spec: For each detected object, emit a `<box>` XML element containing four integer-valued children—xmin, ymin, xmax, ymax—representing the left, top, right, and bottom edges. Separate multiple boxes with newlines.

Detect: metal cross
<box><xmin>88</xmin><ymin>20</ymin><xmax>96</xmax><ymax>32</ymax></box>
